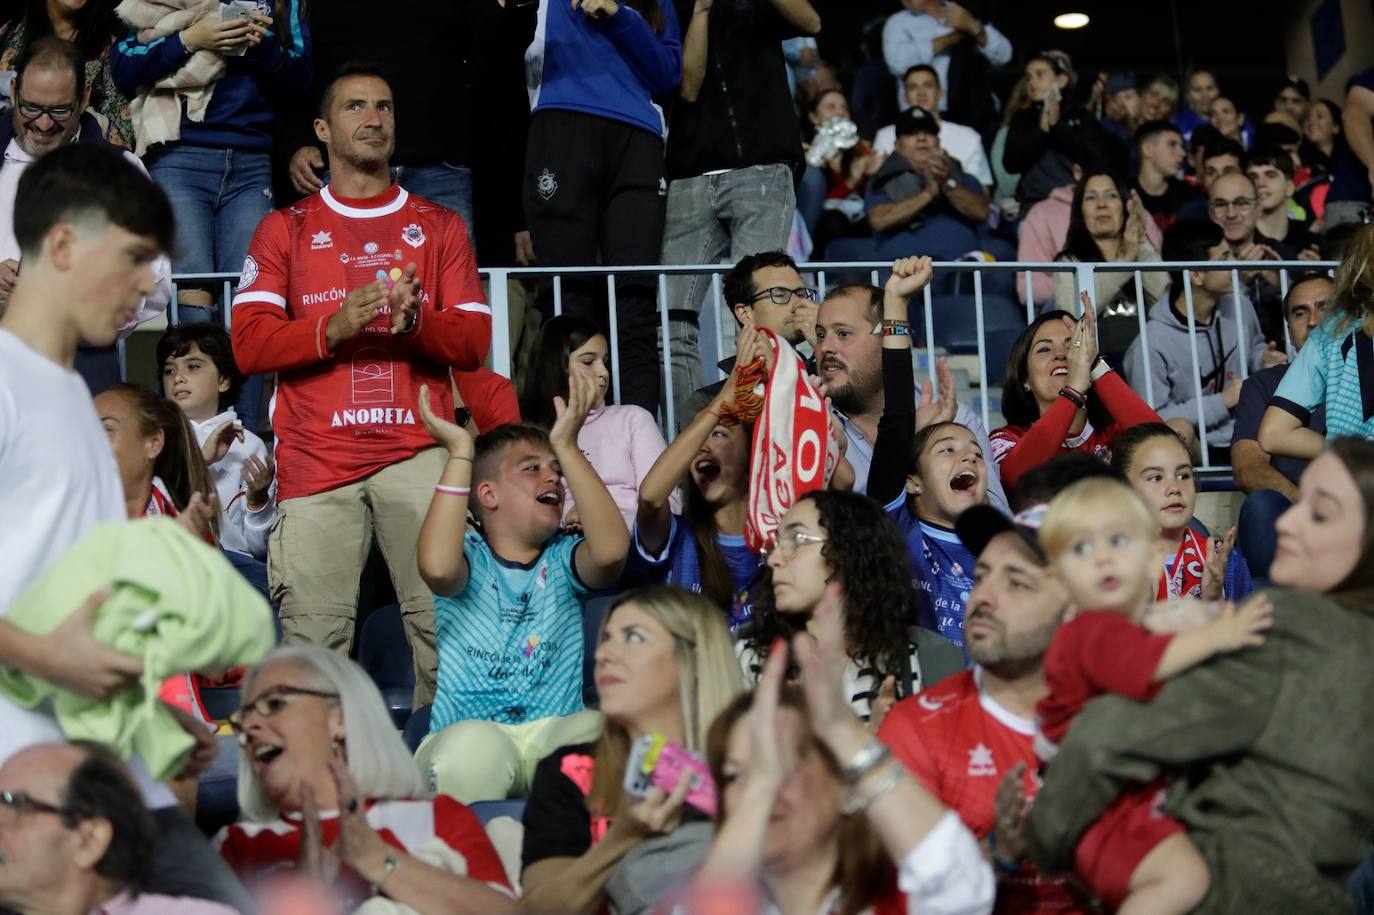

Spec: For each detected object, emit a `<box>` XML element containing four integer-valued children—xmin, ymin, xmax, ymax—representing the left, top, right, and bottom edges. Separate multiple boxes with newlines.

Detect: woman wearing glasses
<box><xmin>215</xmin><ymin>645</ymin><xmax>519</xmax><ymax>913</ymax></box>
<box><xmin>739</xmin><ymin>489</ymin><xmax>965</xmax><ymax>729</ymax></box>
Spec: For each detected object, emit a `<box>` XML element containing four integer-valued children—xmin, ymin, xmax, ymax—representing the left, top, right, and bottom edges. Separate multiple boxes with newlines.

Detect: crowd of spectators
<box><xmin>1</xmin><ymin>1</ymin><xmax>1374</xmax><ymax>914</ymax></box>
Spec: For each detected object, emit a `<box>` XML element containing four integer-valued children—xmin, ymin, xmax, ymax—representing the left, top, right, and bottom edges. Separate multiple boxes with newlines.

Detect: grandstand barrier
<box><xmin>145</xmin><ymin>259</ymin><xmax>1336</xmax><ymax>475</ymax></box>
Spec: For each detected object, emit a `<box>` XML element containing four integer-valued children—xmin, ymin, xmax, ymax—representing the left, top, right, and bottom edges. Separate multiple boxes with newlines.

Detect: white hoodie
<box><xmin>189</xmin><ymin>408</ymin><xmax>275</xmax><ymax>560</ymax></box>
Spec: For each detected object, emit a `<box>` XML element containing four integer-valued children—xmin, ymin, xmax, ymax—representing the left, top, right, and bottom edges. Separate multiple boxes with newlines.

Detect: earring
<box><xmin>331</xmin><ymin>735</ymin><xmax>346</xmax><ymax>757</ymax></box>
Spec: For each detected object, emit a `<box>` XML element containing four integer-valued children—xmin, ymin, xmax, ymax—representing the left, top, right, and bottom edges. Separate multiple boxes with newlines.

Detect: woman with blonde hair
<box><xmin>1260</xmin><ymin>222</ymin><xmax>1374</xmax><ymax>452</ymax></box>
<box><xmin>520</xmin><ymin>586</ymin><xmax>745</xmax><ymax>914</ymax></box>
<box><xmin>217</xmin><ymin>644</ymin><xmax>517</xmax><ymax>911</ymax></box>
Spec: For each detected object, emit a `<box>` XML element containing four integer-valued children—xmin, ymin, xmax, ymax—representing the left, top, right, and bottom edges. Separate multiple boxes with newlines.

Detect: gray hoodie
<box><xmin>1122</xmin><ymin>293</ymin><xmax>1268</xmax><ymax>449</ymax></box>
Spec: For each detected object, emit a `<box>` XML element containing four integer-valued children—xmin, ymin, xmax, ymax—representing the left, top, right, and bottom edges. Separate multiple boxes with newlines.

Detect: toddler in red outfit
<box><xmin>1035</xmin><ymin>477</ymin><xmax>1272</xmax><ymax>913</ymax></box>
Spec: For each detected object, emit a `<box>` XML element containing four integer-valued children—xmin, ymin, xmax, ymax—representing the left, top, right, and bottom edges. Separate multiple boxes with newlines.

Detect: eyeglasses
<box><xmin>1207</xmin><ymin>196</ymin><xmax>1255</xmax><ymax>214</ymax></box>
<box><xmin>769</xmin><ymin>530</ymin><xmax>828</xmax><ymax>561</ymax></box>
<box><xmin>14</xmin><ymin>95</ymin><xmax>77</xmax><ymax>124</ymax></box>
<box><xmin>749</xmin><ymin>286</ymin><xmax>818</xmax><ymax>307</ymax></box>
<box><xmin>228</xmin><ymin>687</ymin><xmax>340</xmax><ymax>732</ymax></box>
<box><xmin>0</xmin><ymin>790</ymin><xmax>76</xmax><ymax>825</ymax></box>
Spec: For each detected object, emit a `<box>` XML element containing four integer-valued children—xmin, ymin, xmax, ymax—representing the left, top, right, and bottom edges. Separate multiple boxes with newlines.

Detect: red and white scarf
<box><xmin>743</xmin><ymin>330</ymin><xmax>839</xmax><ymax>553</ymax></box>
<box><xmin>1157</xmin><ymin>528</ymin><xmax>1208</xmax><ymax>600</ymax></box>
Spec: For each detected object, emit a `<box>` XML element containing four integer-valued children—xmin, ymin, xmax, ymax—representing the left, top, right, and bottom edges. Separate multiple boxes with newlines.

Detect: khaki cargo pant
<box><xmin>268</xmin><ymin>447</ymin><xmax>445</xmax><ymax>707</ymax></box>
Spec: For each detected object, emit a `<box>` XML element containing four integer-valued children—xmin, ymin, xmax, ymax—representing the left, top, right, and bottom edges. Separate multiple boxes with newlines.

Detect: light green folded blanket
<box><xmin>0</xmin><ymin>518</ymin><xmax>275</xmax><ymax>780</ymax></box>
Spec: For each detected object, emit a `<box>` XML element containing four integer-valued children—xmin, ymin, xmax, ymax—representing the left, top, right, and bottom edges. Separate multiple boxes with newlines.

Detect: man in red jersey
<box><xmin>878</xmin><ymin>503</ymin><xmax>1089</xmax><ymax>913</ymax></box>
<box><xmin>231</xmin><ymin>64</ymin><xmax>491</xmax><ymax>706</ymax></box>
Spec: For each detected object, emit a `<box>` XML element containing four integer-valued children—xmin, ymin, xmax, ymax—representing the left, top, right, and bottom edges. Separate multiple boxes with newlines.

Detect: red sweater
<box><xmin>989</xmin><ymin>371</ymin><xmax>1162</xmax><ymax>489</ymax></box>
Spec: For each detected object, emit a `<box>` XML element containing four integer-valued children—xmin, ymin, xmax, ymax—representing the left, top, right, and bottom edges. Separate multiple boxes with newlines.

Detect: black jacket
<box><xmin>665</xmin><ymin>0</ymin><xmax>805</xmax><ymax>180</ymax></box>
<box><xmin>1004</xmin><ymin>102</ymin><xmax>1105</xmax><ymax>208</ymax></box>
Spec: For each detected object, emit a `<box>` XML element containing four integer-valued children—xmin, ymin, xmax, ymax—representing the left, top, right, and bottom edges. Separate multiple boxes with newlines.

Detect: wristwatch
<box><xmin>454</xmin><ymin>406</ymin><xmax>472</xmax><ymax>428</ymax></box>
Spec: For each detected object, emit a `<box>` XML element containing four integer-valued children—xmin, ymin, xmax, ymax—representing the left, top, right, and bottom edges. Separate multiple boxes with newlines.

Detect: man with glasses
<box><xmin>1207</xmin><ymin>171</ymin><xmax>1297</xmax><ymax>345</ymax></box>
<box><xmin>0</xmin><ymin>741</ymin><xmax>236</xmax><ymax>915</ymax></box>
<box><xmin>1231</xmin><ymin>273</ymin><xmax>1331</xmax><ymax>582</ymax></box>
<box><xmin>680</xmin><ymin>251</ymin><xmax>818</xmax><ymax>425</ymax></box>
<box><xmin>0</xmin><ymin>36</ymin><xmax>171</xmax><ymax>393</ymax></box>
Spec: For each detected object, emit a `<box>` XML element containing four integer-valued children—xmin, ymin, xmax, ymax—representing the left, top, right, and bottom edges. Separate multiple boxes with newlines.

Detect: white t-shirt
<box><xmin>0</xmin><ymin>330</ymin><xmax>175</xmax><ymax>807</ymax></box>
<box><xmin>873</xmin><ymin>119</ymin><xmax>994</xmax><ymax>189</ymax></box>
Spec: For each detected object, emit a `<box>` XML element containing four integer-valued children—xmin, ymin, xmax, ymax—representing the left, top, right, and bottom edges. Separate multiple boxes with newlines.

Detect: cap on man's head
<box><xmin>894</xmin><ymin>106</ymin><xmax>940</xmax><ymax>138</ymax></box>
<box><xmin>956</xmin><ymin>504</ymin><xmax>1048</xmax><ymax>565</ymax></box>
<box><xmin>1105</xmin><ymin>72</ymin><xmax>1137</xmax><ymax>96</ymax></box>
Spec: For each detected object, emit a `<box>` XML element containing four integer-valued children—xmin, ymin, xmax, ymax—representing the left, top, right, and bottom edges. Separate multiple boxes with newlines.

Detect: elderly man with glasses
<box><xmin>0</xmin><ymin>741</ymin><xmax>237</xmax><ymax>915</ymax></box>
<box><xmin>1207</xmin><ymin>171</ymin><xmax>1298</xmax><ymax>345</ymax></box>
<box><xmin>0</xmin><ymin>35</ymin><xmax>171</xmax><ymax>392</ymax></box>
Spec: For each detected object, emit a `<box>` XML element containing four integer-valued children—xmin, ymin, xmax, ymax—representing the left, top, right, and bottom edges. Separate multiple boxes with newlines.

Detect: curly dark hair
<box><xmin>746</xmin><ymin>490</ymin><xmax>917</xmax><ymax>691</ymax></box>
<box><xmin>1001</xmin><ymin>310</ymin><xmax>1113</xmax><ymax>431</ymax></box>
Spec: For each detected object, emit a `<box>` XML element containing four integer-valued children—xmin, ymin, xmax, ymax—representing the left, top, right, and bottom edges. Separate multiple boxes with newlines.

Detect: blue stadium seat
<box><xmin>470</xmin><ymin>799</ymin><xmax>527</xmax><ymax>826</ymax></box>
<box><xmin>195</xmin><ymin>734</ymin><xmax>242</xmax><ymax>837</ymax></box>
<box><xmin>200</xmin><ymin>686</ymin><xmax>241</xmax><ymax>723</ymax></box>
<box><xmin>582</xmin><ymin>596</ymin><xmax>613</xmax><ymax>707</ymax></box>
<box><xmin>403</xmin><ymin>704</ymin><xmax>432</xmax><ymax>754</ymax></box>
<box><xmin>357</xmin><ymin>604</ymin><xmax>415</xmax><ymax>728</ymax></box>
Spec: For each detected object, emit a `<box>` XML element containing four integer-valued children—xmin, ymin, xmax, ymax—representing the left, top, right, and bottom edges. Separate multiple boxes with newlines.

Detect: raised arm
<box><xmin>679</xmin><ymin>0</ymin><xmax>711</xmax><ymax>102</ymax></box>
<box><xmin>767</xmin><ymin>0</ymin><xmax>820</xmax><ymax>34</ymax></box>
<box><xmin>554</xmin><ymin>374</ymin><xmax>631</xmax><ymax>589</ymax></box>
<box><xmin>636</xmin><ymin>340</ymin><xmax>747</xmax><ymax>553</ymax></box>
<box><xmin>1342</xmin><ymin>85</ymin><xmax>1374</xmax><ymax>178</ymax></box>
<box><xmin>415</xmin><ymin>386</ymin><xmax>475</xmax><ymax>598</ymax></box>
<box><xmin>867</xmin><ymin>258</ymin><xmax>932</xmax><ymax>503</ymax></box>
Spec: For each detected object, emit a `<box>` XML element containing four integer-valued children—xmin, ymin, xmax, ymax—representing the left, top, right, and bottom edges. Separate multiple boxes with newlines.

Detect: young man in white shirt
<box><xmin>873</xmin><ymin>63</ymin><xmax>993</xmax><ymax>193</ymax></box>
<box><xmin>0</xmin><ymin>142</ymin><xmax>253</xmax><ymax>911</ymax></box>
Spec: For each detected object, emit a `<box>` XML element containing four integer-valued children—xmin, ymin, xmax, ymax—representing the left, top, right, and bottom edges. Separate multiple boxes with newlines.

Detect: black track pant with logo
<box><xmin>523</xmin><ymin>108</ymin><xmax>668</xmax><ymax>415</ymax></box>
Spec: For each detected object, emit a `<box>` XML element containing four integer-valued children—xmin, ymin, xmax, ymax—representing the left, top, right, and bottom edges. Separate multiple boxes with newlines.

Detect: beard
<box><xmin>824</xmin><ymin>357</ymin><xmax>881</xmax><ymax>416</ymax></box>
<box><xmin>966</xmin><ymin>612</ymin><xmax>1061</xmax><ymax>676</ymax></box>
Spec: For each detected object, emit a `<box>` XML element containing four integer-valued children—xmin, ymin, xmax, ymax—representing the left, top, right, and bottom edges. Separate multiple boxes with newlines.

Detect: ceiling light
<box><xmin>1054</xmin><ymin>12</ymin><xmax>1090</xmax><ymax>29</ymax></box>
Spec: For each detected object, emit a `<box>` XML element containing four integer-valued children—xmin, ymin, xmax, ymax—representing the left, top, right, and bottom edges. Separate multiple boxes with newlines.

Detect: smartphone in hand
<box><xmin>217</xmin><ymin>0</ymin><xmax>256</xmax><ymax>56</ymax></box>
<box><xmin>623</xmin><ymin>733</ymin><xmax>717</xmax><ymax>817</ymax></box>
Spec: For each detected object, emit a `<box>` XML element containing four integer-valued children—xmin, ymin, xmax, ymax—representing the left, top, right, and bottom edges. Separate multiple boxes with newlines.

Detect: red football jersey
<box><xmin>216</xmin><ymin>795</ymin><xmax>512</xmax><ymax>896</ymax></box>
<box><xmin>1037</xmin><ymin>611</ymin><xmax>1171</xmax><ymax>748</ymax></box>
<box><xmin>878</xmin><ymin>669</ymin><xmax>1087</xmax><ymax>914</ymax></box>
<box><xmin>231</xmin><ymin>184</ymin><xmax>491</xmax><ymax>500</ymax></box>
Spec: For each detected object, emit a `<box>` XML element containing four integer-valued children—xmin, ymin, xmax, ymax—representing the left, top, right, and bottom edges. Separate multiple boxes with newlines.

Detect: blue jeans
<box><xmin>393</xmin><ymin>162</ymin><xmax>475</xmax><ymax>250</ymax></box>
<box><xmin>1238</xmin><ymin>488</ymin><xmax>1292</xmax><ymax>586</ymax></box>
<box><xmin>150</xmin><ymin>145</ymin><xmax>274</xmax><ymax>432</ymax></box>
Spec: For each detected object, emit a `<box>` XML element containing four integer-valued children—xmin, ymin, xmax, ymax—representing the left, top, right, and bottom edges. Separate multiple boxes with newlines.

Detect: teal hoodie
<box><xmin>0</xmin><ymin>519</ymin><xmax>274</xmax><ymax>780</ymax></box>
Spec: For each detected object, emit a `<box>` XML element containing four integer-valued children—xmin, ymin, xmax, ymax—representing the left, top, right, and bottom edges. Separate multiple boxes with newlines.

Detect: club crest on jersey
<box><xmin>310</xmin><ymin>230</ymin><xmax>332</xmax><ymax>250</ymax></box>
<box><xmin>238</xmin><ymin>256</ymin><xmax>259</xmax><ymax>288</ymax></box>
<box><xmin>364</xmin><ymin>241</ymin><xmax>379</xmax><ymax>255</ymax></box>
<box><xmin>537</xmin><ymin>168</ymin><xmax>558</xmax><ymax>201</ymax></box>
<box><xmin>401</xmin><ymin>224</ymin><xmax>426</xmax><ymax>248</ymax></box>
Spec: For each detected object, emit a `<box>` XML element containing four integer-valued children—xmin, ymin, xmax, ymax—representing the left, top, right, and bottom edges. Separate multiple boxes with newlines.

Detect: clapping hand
<box><xmin>1200</xmin><ymin>527</ymin><xmax>1236</xmax><ymax>601</ymax></box>
<box><xmin>550</xmin><ymin>371</ymin><xmax>599</xmax><ymax>451</ymax></box>
<box><xmin>572</xmin><ymin>0</ymin><xmax>620</xmax><ymax>16</ymax></box>
<box><xmin>178</xmin><ymin>492</ymin><xmax>218</xmax><ymax>541</ymax></box>
<box><xmin>993</xmin><ymin>762</ymin><xmax>1030</xmax><ymax>863</ymax></box>
<box><xmin>242</xmin><ymin>452</ymin><xmax>274</xmax><ymax>510</ymax></box>
<box><xmin>914</xmin><ymin>356</ymin><xmax>957</xmax><ymax>431</ymax></box>
<box><xmin>1122</xmin><ymin>190</ymin><xmax>1147</xmax><ymax>252</ymax></box>
<box><xmin>202</xmin><ymin>419</ymin><xmax>243</xmax><ymax>467</ymax></box>
<box><xmin>389</xmin><ymin>262</ymin><xmax>422</xmax><ymax>335</ymax></box>
<box><xmin>1065</xmin><ymin>294</ymin><xmax>1099</xmax><ymax>393</ymax></box>
<box><xmin>1261</xmin><ymin>341</ymin><xmax>1289</xmax><ymax>369</ymax></box>
<box><xmin>418</xmin><ymin>384</ymin><xmax>473</xmax><ymax>454</ymax></box>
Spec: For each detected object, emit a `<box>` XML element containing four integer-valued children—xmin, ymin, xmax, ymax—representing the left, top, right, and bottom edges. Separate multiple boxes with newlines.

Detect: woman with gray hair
<box><xmin>214</xmin><ymin>645</ymin><xmax>518</xmax><ymax>913</ymax></box>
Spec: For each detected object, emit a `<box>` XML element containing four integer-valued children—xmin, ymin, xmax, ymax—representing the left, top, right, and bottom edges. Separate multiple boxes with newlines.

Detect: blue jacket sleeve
<box><xmin>110</xmin><ymin>31</ymin><xmax>189</xmax><ymax>91</ymax></box>
<box><xmin>600</xmin><ymin>2</ymin><xmax>682</xmax><ymax>96</ymax></box>
<box><xmin>245</xmin><ymin>0</ymin><xmax>313</xmax><ymax>93</ymax></box>
<box><xmin>1225</xmin><ymin>549</ymin><xmax>1254</xmax><ymax>600</ymax></box>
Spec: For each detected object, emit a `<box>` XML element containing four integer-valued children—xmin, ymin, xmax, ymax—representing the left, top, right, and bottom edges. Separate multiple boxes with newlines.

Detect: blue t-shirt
<box><xmin>626</xmin><ymin>515</ymin><xmax>762</xmax><ymax>629</ymax></box>
<box><xmin>1273</xmin><ymin>316</ymin><xmax>1374</xmax><ymax>443</ymax></box>
<box><xmin>431</xmin><ymin>531</ymin><xmax>591</xmax><ymax>732</ymax></box>
<box><xmin>887</xmin><ymin>498</ymin><xmax>975</xmax><ymax>648</ymax></box>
